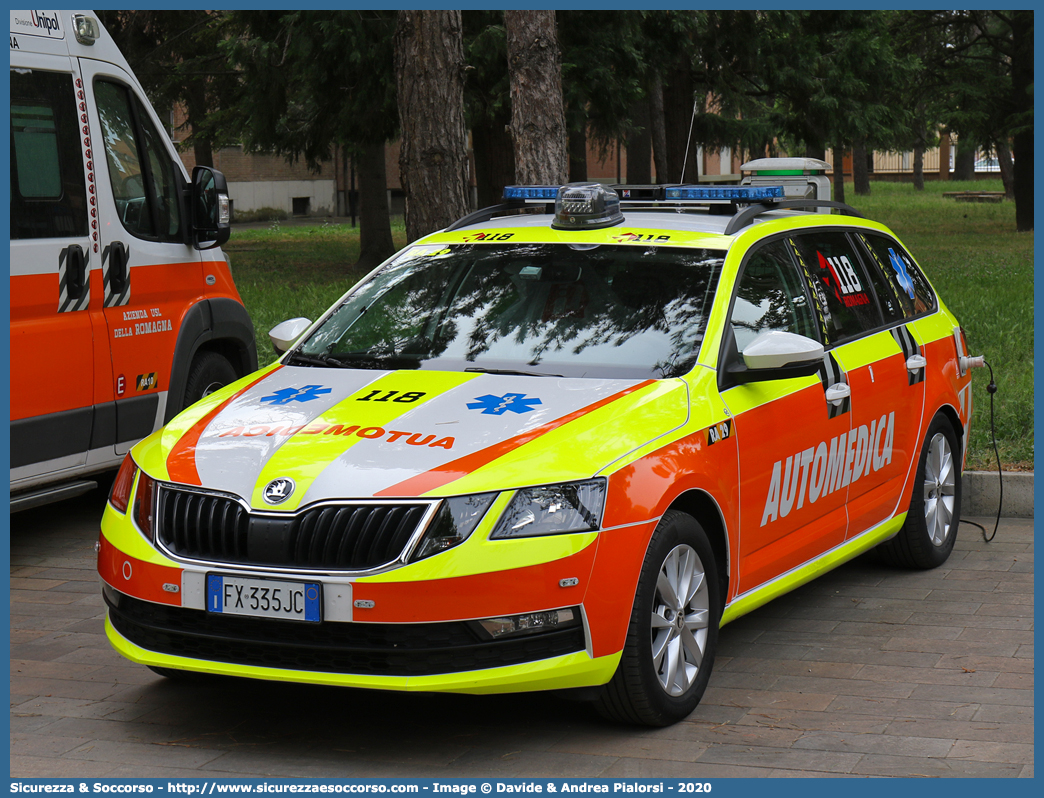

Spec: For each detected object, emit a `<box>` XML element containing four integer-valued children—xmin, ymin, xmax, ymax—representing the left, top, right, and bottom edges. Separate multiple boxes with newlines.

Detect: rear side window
<box><xmin>730</xmin><ymin>240</ymin><xmax>818</xmax><ymax>352</ymax></box>
<box><xmin>788</xmin><ymin>232</ymin><xmax>882</xmax><ymax>345</ymax></box>
<box><xmin>94</xmin><ymin>80</ymin><xmax>181</xmax><ymax>241</ymax></box>
<box><xmin>10</xmin><ymin>69</ymin><xmax>88</xmax><ymax>239</ymax></box>
<box><xmin>857</xmin><ymin>233</ymin><xmax>936</xmax><ymax>318</ymax></box>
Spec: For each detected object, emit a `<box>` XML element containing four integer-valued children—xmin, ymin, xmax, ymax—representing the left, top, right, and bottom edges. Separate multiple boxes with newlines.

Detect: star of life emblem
<box><xmin>466</xmin><ymin>392</ymin><xmax>543</xmax><ymax>416</ymax></box>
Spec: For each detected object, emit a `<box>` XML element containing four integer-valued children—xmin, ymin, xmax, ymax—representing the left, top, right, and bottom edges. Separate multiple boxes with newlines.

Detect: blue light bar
<box><xmin>664</xmin><ymin>185</ymin><xmax>785</xmax><ymax>201</ymax></box>
<box><xmin>503</xmin><ymin>185</ymin><xmax>561</xmax><ymax>201</ymax></box>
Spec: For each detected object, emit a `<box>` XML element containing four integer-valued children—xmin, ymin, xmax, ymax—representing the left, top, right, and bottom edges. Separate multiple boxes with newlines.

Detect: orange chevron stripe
<box><xmin>165</xmin><ymin>366</ymin><xmax>281</xmax><ymax>485</ymax></box>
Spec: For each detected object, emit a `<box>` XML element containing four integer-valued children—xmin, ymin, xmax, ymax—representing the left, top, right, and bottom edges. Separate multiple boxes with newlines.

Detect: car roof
<box><xmin>426</xmin><ymin>207</ymin><xmax>870</xmax><ymax>250</ymax></box>
<box><xmin>463</xmin><ymin>208</ymin><xmax>821</xmax><ymax>235</ymax></box>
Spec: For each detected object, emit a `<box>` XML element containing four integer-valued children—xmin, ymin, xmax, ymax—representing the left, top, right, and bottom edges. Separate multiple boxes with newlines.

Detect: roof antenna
<box><xmin>678</xmin><ymin>92</ymin><xmax>701</xmax><ymax>183</ymax></box>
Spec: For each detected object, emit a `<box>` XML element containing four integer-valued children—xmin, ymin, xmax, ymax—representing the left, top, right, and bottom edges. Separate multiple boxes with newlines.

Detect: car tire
<box><xmin>596</xmin><ymin>510</ymin><xmax>720</xmax><ymax>726</ymax></box>
<box><xmin>878</xmin><ymin>413</ymin><xmax>961</xmax><ymax>569</ymax></box>
<box><xmin>182</xmin><ymin>351</ymin><xmax>238</xmax><ymax>412</ymax></box>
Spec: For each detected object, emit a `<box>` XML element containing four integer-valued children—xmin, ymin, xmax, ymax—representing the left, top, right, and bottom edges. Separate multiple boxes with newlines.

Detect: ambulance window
<box><xmin>788</xmin><ymin>233</ymin><xmax>882</xmax><ymax>344</ymax></box>
<box><xmin>94</xmin><ymin>81</ymin><xmax>181</xmax><ymax>241</ymax></box>
<box><xmin>850</xmin><ymin>232</ymin><xmax>908</xmax><ymax>324</ymax></box>
<box><xmin>857</xmin><ymin>233</ymin><xmax>937</xmax><ymax>319</ymax></box>
<box><xmin>136</xmin><ymin>96</ymin><xmax>181</xmax><ymax>238</ymax></box>
<box><xmin>10</xmin><ymin>69</ymin><xmax>88</xmax><ymax>239</ymax></box>
<box><xmin>730</xmin><ymin>240</ymin><xmax>817</xmax><ymax>353</ymax></box>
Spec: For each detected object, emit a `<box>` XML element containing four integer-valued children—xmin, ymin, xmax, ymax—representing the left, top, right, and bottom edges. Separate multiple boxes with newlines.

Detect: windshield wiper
<box><xmin>464</xmin><ymin>367</ymin><xmax>563</xmax><ymax>378</ymax></box>
<box><xmin>330</xmin><ymin>353</ymin><xmax>419</xmax><ymax>370</ymax></box>
<box><xmin>284</xmin><ymin>352</ymin><xmax>348</xmax><ymax>368</ymax></box>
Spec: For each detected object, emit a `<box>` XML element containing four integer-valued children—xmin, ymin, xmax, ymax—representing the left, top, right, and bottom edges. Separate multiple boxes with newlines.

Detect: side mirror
<box><xmin>269</xmin><ymin>317</ymin><xmax>313</xmax><ymax>355</ymax></box>
<box><xmin>727</xmin><ymin>330</ymin><xmax>824</xmax><ymax>385</ymax></box>
<box><xmin>191</xmin><ymin>165</ymin><xmax>231</xmax><ymax>250</ymax></box>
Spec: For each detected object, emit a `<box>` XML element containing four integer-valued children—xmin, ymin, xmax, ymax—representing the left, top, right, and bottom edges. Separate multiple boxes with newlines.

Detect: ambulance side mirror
<box><xmin>191</xmin><ymin>166</ymin><xmax>231</xmax><ymax>250</ymax></box>
<box><xmin>742</xmin><ymin>330</ymin><xmax>824</xmax><ymax>371</ymax></box>
<box><xmin>723</xmin><ymin>329</ymin><xmax>824</xmax><ymax>387</ymax></box>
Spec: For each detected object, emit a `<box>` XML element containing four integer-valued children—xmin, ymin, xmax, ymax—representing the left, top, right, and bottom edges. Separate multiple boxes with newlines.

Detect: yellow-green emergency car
<box><xmin>98</xmin><ymin>159</ymin><xmax>977</xmax><ymax>726</ymax></box>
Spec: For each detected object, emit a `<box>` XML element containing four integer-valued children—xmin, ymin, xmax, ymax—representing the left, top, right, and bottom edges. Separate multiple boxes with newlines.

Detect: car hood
<box><xmin>139</xmin><ymin>364</ymin><xmax>689</xmax><ymax>510</ymax></box>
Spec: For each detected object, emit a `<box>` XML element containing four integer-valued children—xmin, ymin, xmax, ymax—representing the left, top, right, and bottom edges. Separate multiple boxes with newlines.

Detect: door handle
<box><xmin>825</xmin><ymin>382</ymin><xmax>851</xmax><ymax>406</ymax></box>
<box><xmin>109</xmin><ymin>241</ymin><xmax>128</xmax><ymax>294</ymax></box>
<box><xmin>63</xmin><ymin>244</ymin><xmax>86</xmax><ymax>300</ymax></box>
<box><xmin>906</xmin><ymin>354</ymin><xmax>926</xmax><ymax>371</ymax></box>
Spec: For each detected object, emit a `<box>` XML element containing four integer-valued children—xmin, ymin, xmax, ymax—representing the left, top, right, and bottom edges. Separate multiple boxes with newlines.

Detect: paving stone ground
<box><xmin>9</xmin><ymin>486</ymin><xmax>1034</xmax><ymax>779</ymax></box>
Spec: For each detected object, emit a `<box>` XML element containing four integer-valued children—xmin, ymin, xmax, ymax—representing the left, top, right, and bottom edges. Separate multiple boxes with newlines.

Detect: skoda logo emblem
<box><xmin>263</xmin><ymin>478</ymin><xmax>295</xmax><ymax>505</ymax></box>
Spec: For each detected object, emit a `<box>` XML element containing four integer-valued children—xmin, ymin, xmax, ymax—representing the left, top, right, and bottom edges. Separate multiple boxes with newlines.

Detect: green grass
<box><xmin>227</xmin><ymin>185</ymin><xmax>1032</xmax><ymax>470</ymax></box>
<box><xmin>224</xmin><ymin>219</ymin><xmax>409</xmax><ymax>367</ymax></box>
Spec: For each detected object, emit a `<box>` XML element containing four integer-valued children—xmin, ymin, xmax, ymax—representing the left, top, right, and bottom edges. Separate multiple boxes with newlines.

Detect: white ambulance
<box><xmin>10</xmin><ymin>10</ymin><xmax>257</xmax><ymax>510</ymax></box>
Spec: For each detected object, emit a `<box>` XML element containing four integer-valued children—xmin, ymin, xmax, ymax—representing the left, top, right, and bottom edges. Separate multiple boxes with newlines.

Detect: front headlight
<box><xmin>133</xmin><ymin>469</ymin><xmax>156</xmax><ymax>543</ymax></box>
<box><xmin>490</xmin><ymin>479</ymin><xmax>606</xmax><ymax>539</ymax></box>
<box><xmin>410</xmin><ymin>494</ymin><xmax>496</xmax><ymax>561</ymax></box>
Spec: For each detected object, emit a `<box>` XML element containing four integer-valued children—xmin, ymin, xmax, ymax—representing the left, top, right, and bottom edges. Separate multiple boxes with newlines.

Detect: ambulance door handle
<box><xmin>65</xmin><ymin>244</ymin><xmax>86</xmax><ymax>300</ymax></box>
<box><xmin>109</xmin><ymin>241</ymin><xmax>128</xmax><ymax>293</ymax></box>
<box><xmin>906</xmin><ymin>354</ymin><xmax>926</xmax><ymax>371</ymax></box>
<box><xmin>825</xmin><ymin>383</ymin><xmax>850</xmax><ymax>407</ymax></box>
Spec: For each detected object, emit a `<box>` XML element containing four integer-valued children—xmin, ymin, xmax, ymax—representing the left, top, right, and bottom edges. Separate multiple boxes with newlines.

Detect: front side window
<box><xmin>10</xmin><ymin>69</ymin><xmax>88</xmax><ymax>239</ymax></box>
<box><xmin>296</xmin><ymin>243</ymin><xmax>726</xmax><ymax>380</ymax></box>
<box><xmin>730</xmin><ymin>240</ymin><xmax>818</xmax><ymax>352</ymax></box>
<box><xmin>788</xmin><ymin>232</ymin><xmax>882</xmax><ymax>344</ymax></box>
<box><xmin>94</xmin><ymin>80</ymin><xmax>180</xmax><ymax>240</ymax></box>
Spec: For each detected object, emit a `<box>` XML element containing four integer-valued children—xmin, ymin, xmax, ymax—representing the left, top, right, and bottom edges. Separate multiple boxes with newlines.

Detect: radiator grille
<box><xmin>156</xmin><ymin>486</ymin><xmax>429</xmax><ymax>570</ymax></box>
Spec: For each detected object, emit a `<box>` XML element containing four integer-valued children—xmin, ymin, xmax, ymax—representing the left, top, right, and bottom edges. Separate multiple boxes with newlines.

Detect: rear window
<box><xmin>857</xmin><ymin>233</ymin><xmax>936</xmax><ymax>318</ymax></box>
<box><xmin>10</xmin><ymin>69</ymin><xmax>88</xmax><ymax>240</ymax></box>
<box><xmin>297</xmin><ymin>243</ymin><xmax>726</xmax><ymax>380</ymax></box>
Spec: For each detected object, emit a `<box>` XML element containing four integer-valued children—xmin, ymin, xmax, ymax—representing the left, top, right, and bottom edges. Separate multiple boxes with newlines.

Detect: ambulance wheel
<box><xmin>596</xmin><ymin>510</ymin><xmax>720</xmax><ymax>726</ymax></box>
<box><xmin>182</xmin><ymin>351</ymin><xmax>237</xmax><ymax>410</ymax></box>
<box><xmin>879</xmin><ymin>414</ymin><xmax>961</xmax><ymax>569</ymax></box>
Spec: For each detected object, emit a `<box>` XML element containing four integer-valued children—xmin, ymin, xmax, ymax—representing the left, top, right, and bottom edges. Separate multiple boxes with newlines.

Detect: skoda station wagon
<box><xmin>98</xmin><ymin>158</ymin><xmax>976</xmax><ymax>726</ymax></box>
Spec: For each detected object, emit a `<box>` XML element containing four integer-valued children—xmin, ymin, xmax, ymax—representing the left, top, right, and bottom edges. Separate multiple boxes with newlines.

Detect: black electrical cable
<box><xmin>959</xmin><ymin>360</ymin><xmax>1001</xmax><ymax>543</ymax></box>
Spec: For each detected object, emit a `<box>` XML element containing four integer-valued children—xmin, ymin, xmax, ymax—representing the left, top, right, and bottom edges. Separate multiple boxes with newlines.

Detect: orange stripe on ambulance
<box><xmin>761</xmin><ymin>411</ymin><xmax>895</xmax><ymax>526</ymax></box>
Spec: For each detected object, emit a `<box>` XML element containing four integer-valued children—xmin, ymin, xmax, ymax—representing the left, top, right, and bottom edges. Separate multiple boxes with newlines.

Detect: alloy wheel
<box><xmin>923</xmin><ymin>431</ymin><xmax>956</xmax><ymax>546</ymax></box>
<box><xmin>650</xmin><ymin>544</ymin><xmax>711</xmax><ymax>696</ymax></box>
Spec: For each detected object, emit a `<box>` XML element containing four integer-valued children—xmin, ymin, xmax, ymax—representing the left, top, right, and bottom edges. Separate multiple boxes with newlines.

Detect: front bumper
<box><xmin>101</xmin><ymin>597</ymin><xmax>613</xmax><ymax>693</ymax></box>
<box><xmin>97</xmin><ymin>486</ymin><xmax>650</xmax><ymax>693</ymax></box>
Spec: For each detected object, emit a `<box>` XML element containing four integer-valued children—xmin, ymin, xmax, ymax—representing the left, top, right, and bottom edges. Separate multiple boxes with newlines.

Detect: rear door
<box><xmin>10</xmin><ymin>54</ymin><xmax>99</xmax><ymax>482</ymax></box>
<box><xmin>80</xmin><ymin>57</ymin><xmax>204</xmax><ymax>452</ymax></box>
<box><xmin>788</xmin><ymin>230</ymin><xmax>922</xmax><ymax>539</ymax></box>
<box><xmin>848</xmin><ymin>231</ymin><xmax>940</xmax><ymax>529</ymax></box>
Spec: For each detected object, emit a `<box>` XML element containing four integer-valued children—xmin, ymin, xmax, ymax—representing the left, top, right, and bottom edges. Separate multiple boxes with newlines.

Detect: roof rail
<box><xmin>445</xmin><ymin>201</ymin><xmax>554</xmax><ymax>232</ymax></box>
<box><xmin>723</xmin><ymin>199</ymin><xmax>864</xmax><ymax>236</ymax></box>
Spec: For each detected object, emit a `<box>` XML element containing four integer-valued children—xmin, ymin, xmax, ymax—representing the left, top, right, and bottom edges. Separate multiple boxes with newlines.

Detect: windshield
<box><xmin>296</xmin><ymin>243</ymin><xmax>726</xmax><ymax>380</ymax></box>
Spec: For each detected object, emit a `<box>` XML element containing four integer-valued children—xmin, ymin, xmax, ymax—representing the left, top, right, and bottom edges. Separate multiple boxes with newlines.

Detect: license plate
<box><xmin>206</xmin><ymin>574</ymin><xmax>321</xmax><ymax>622</ymax></box>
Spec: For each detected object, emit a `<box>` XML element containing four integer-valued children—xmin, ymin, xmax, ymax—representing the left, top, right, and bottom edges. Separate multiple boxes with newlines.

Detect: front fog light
<box><xmin>490</xmin><ymin>479</ymin><xmax>605</xmax><ymax>539</ymax></box>
<box><xmin>410</xmin><ymin>493</ymin><xmax>496</xmax><ymax>561</ymax></box>
<box><xmin>473</xmin><ymin>607</ymin><xmax>581</xmax><ymax>639</ymax></box>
